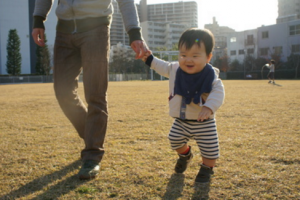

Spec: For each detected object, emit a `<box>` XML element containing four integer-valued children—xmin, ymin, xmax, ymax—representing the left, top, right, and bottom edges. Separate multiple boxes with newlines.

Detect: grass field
<box><xmin>0</xmin><ymin>80</ymin><xmax>299</xmax><ymax>200</ymax></box>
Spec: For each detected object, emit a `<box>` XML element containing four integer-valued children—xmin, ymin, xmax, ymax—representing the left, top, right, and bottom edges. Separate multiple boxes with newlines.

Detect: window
<box><xmin>230</xmin><ymin>50</ymin><xmax>237</xmax><ymax>55</ymax></box>
<box><xmin>273</xmin><ymin>46</ymin><xmax>282</xmax><ymax>55</ymax></box>
<box><xmin>247</xmin><ymin>48</ymin><xmax>254</xmax><ymax>54</ymax></box>
<box><xmin>290</xmin><ymin>24</ymin><xmax>300</xmax><ymax>35</ymax></box>
<box><xmin>262</xmin><ymin>31</ymin><xmax>269</xmax><ymax>39</ymax></box>
<box><xmin>292</xmin><ymin>44</ymin><xmax>300</xmax><ymax>53</ymax></box>
<box><xmin>246</xmin><ymin>35</ymin><xmax>254</xmax><ymax>45</ymax></box>
<box><xmin>238</xmin><ymin>49</ymin><xmax>245</xmax><ymax>55</ymax></box>
<box><xmin>260</xmin><ymin>48</ymin><xmax>269</xmax><ymax>56</ymax></box>
<box><xmin>230</xmin><ymin>37</ymin><xmax>236</xmax><ymax>42</ymax></box>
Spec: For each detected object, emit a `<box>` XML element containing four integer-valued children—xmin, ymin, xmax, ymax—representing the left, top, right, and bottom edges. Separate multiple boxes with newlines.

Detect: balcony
<box><xmin>245</xmin><ymin>39</ymin><xmax>255</xmax><ymax>46</ymax></box>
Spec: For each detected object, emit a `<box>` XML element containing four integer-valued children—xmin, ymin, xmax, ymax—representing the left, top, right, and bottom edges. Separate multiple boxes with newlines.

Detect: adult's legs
<box><xmin>76</xmin><ymin>25</ymin><xmax>110</xmax><ymax>162</ymax></box>
<box><xmin>53</xmin><ymin>32</ymin><xmax>87</xmax><ymax>140</ymax></box>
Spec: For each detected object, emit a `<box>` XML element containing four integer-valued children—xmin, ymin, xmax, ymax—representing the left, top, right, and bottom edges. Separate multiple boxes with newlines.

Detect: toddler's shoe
<box><xmin>195</xmin><ymin>163</ymin><xmax>214</xmax><ymax>183</ymax></box>
<box><xmin>175</xmin><ymin>146</ymin><xmax>193</xmax><ymax>173</ymax></box>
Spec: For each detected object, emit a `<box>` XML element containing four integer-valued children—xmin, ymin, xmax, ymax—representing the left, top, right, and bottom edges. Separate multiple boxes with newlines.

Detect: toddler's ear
<box><xmin>207</xmin><ymin>53</ymin><xmax>213</xmax><ymax>63</ymax></box>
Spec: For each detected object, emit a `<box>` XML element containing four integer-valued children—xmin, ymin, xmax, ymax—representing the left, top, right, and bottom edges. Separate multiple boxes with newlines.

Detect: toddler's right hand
<box><xmin>142</xmin><ymin>50</ymin><xmax>152</xmax><ymax>62</ymax></box>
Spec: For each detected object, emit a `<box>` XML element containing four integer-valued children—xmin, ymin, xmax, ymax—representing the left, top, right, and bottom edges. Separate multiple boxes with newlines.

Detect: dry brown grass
<box><xmin>0</xmin><ymin>80</ymin><xmax>299</xmax><ymax>200</ymax></box>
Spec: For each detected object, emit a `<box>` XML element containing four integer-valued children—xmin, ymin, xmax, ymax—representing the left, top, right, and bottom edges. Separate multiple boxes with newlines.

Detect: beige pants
<box><xmin>53</xmin><ymin>25</ymin><xmax>110</xmax><ymax>162</ymax></box>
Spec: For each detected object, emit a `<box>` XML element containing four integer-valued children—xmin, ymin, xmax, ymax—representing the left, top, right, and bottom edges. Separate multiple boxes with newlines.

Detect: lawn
<box><xmin>0</xmin><ymin>80</ymin><xmax>299</xmax><ymax>200</ymax></box>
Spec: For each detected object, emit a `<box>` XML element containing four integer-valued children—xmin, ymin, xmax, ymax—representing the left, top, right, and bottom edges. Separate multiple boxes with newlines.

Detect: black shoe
<box><xmin>175</xmin><ymin>146</ymin><xmax>193</xmax><ymax>173</ymax></box>
<box><xmin>78</xmin><ymin>160</ymin><xmax>100</xmax><ymax>180</ymax></box>
<box><xmin>195</xmin><ymin>164</ymin><xmax>214</xmax><ymax>183</ymax></box>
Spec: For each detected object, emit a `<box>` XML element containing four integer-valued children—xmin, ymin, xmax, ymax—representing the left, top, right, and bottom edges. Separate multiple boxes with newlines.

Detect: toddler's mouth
<box><xmin>187</xmin><ymin>65</ymin><xmax>194</xmax><ymax>68</ymax></box>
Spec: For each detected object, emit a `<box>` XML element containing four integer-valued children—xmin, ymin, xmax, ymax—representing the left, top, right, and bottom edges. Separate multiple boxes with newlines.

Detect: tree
<box><xmin>109</xmin><ymin>54</ymin><xmax>133</xmax><ymax>74</ymax></box>
<box><xmin>243</xmin><ymin>54</ymin><xmax>255</xmax><ymax>72</ymax></box>
<box><xmin>6</xmin><ymin>29</ymin><xmax>21</xmax><ymax>75</ymax></box>
<box><xmin>213</xmin><ymin>54</ymin><xmax>229</xmax><ymax>72</ymax></box>
<box><xmin>35</xmin><ymin>34</ymin><xmax>51</xmax><ymax>75</ymax></box>
<box><xmin>270</xmin><ymin>54</ymin><xmax>284</xmax><ymax>69</ymax></box>
<box><xmin>255</xmin><ymin>57</ymin><xmax>268</xmax><ymax>71</ymax></box>
<box><xmin>286</xmin><ymin>54</ymin><xmax>300</xmax><ymax>78</ymax></box>
<box><xmin>229</xmin><ymin>59</ymin><xmax>242</xmax><ymax>71</ymax></box>
<box><xmin>154</xmin><ymin>44</ymin><xmax>178</xmax><ymax>61</ymax></box>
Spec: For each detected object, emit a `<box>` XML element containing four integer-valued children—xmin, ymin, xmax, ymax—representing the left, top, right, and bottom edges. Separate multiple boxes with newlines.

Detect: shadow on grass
<box><xmin>1</xmin><ymin>160</ymin><xmax>84</xmax><ymax>200</ymax></box>
<box><xmin>162</xmin><ymin>173</ymin><xmax>185</xmax><ymax>200</ymax></box>
<box><xmin>273</xmin><ymin>83</ymin><xmax>282</xmax><ymax>87</ymax></box>
<box><xmin>191</xmin><ymin>182</ymin><xmax>211</xmax><ymax>200</ymax></box>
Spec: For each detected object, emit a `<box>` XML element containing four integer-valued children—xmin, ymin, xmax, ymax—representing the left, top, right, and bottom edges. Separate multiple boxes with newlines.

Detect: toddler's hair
<box><xmin>178</xmin><ymin>28</ymin><xmax>215</xmax><ymax>56</ymax></box>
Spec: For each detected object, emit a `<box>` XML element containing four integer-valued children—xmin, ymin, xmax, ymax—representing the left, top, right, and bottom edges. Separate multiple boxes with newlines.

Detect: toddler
<box><xmin>143</xmin><ymin>28</ymin><xmax>225</xmax><ymax>183</ymax></box>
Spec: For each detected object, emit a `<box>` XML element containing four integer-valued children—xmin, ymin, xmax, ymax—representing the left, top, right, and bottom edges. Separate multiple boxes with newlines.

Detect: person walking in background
<box><xmin>32</xmin><ymin>0</ymin><xmax>148</xmax><ymax>180</ymax></box>
<box><xmin>142</xmin><ymin>28</ymin><xmax>225</xmax><ymax>185</ymax></box>
<box><xmin>267</xmin><ymin>60</ymin><xmax>276</xmax><ymax>84</ymax></box>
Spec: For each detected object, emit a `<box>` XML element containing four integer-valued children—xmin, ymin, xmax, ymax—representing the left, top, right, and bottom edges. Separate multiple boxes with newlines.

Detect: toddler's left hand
<box><xmin>197</xmin><ymin>106</ymin><xmax>213</xmax><ymax>122</ymax></box>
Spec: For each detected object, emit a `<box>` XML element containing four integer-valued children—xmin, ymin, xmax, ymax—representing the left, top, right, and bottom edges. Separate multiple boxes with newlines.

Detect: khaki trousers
<box><xmin>53</xmin><ymin>25</ymin><xmax>110</xmax><ymax>162</ymax></box>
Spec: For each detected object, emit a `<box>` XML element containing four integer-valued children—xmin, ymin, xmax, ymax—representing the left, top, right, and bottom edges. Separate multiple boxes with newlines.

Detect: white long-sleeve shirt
<box><xmin>150</xmin><ymin>56</ymin><xmax>225</xmax><ymax>120</ymax></box>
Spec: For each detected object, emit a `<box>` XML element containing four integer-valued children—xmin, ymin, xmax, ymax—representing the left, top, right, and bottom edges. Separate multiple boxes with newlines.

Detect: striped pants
<box><xmin>168</xmin><ymin>118</ymin><xmax>220</xmax><ymax>159</ymax></box>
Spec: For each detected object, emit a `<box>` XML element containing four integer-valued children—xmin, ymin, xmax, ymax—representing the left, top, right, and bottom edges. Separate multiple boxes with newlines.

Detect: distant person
<box><xmin>142</xmin><ymin>28</ymin><xmax>225</xmax><ymax>185</ymax></box>
<box><xmin>267</xmin><ymin>60</ymin><xmax>275</xmax><ymax>84</ymax></box>
<box><xmin>32</xmin><ymin>0</ymin><xmax>149</xmax><ymax>180</ymax></box>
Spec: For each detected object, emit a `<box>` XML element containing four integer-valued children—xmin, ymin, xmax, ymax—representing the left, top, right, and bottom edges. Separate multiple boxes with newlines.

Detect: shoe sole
<box><xmin>79</xmin><ymin>176</ymin><xmax>96</xmax><ymax>180</ymax></box>
<box><xmin>79</xmin><ymin>174</ymin><xmax>97</xmax><ymax>180</ymax></box>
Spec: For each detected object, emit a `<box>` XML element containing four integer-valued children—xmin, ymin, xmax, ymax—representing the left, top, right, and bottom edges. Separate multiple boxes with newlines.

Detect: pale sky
<box><xmin>135</xmin><ymin>0</ymin><xmax>278</xmax><ymax>31</ymax></box>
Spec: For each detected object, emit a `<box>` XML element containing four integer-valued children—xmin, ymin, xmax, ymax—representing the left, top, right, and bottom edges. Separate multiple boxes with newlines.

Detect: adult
<box><xmin>32</xmin><ymin>0</ymin><xmax>148</xmax><ymax>180</ymax></box>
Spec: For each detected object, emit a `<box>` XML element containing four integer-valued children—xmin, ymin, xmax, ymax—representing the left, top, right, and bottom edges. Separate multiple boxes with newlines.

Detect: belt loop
<box><xmin>180</xmin><ymin>96</ymin><xmax>186</xmax><ymax>120</ymax></box>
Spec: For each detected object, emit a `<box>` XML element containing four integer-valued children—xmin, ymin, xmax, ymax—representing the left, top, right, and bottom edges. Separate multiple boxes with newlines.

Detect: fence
<box><xmin>0</xmin><ymin>75</ymin><xmax>53</xmax><ymax>84</ymax></box>
<box><xmin>108</xmin><ymin>73</ymin><xmax>150</xmax><ymax>81</ymax></box>
<box><xmin>0</xmin><ymin>70</ymin><xmax>297</xmax><ymax>85</ymax></box>
<box><xmin>226</xmin><ymin>69</ymin><xmax>299</xmax><ymax>80</ymax></box>
<box><xmin>0</xmin><ymin>74</ymin><xmax>151</xmax><ymax>84</ymax></box>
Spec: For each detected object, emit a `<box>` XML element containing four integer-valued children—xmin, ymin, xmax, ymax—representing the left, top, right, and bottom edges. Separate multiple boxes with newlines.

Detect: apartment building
<box><xmin>110</xmin><ymin>0</ymin><xmax>130</xmax><ymax>46</ymax></box>
<box><xmin>141</xmin><ymin>21</ymin><xmax>187</xmax><ymax>50</ymax></box>
<box><xmin>277</xmin><ymin>0</ymin><xmax>300</xmax><ymax>23</ymax></box>
<box><xmin>204</xmin><ymin>17</ymin><xmax>235</xmax><ymax>62</ymax></box>
<box><xmin>226</xmin><ymin>29</ymin><xmax>258</xmax><ymax>64</ymax></box>
<box><xmin>144</xmin><ymin>1</ymin><xmax>198</xmax><ymax>28</ymax></box>
<box><xmin>110</xmin><ymin>0</ymin><xmax>198</xmax><ymax>47</ymax></box>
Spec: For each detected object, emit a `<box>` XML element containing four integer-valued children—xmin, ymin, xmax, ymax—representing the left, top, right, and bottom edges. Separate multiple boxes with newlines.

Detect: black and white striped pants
<box><xmin>168</xmin><ymin>118</ymin><xmax>220</xmax><ymax>159</ymax></box>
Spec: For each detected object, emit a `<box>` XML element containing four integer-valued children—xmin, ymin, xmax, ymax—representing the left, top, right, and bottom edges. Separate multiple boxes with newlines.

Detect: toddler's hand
<box><xmin>141</xmin><ymin>50</ymin><xmax>152</xmax><ymax>62</ymax></box>
<box><xmin>197</xmin><ymin>106</ymin><xmax>213</xmax><ymax>122</ymax></box>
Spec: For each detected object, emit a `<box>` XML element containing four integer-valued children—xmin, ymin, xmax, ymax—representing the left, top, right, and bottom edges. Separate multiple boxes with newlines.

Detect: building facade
<box><xmin>141</xmin><ymin>21</ymin><xmax>187</xmax><ymax>50</ymax></box>
<box><xmin>144</xmin><ymin>1</ymin><xmax>198</xmax><ymax>28</ymax></box>
<box><xmin>226</xmin><ymin>29</ymin><xmax>258</xmax><ymax>63</ymax></box>
<box><xmin>226</xmin><ymin>19</ymin><xmax>300</xmax><ymax>63</ymax></box>
<box><xmin>204</xmin><ymin>17</ymin><xmax>235</xmax><ymax>62</ymax></box>
<box><xmin>110</xmin><ymin>0</ymin><xmax>130</xmax><ymax>46</ymax></box>
<box><xmin>110</xmin><ymin>0</ymin><xmax>198</xmax><ymax>47</ymax></box>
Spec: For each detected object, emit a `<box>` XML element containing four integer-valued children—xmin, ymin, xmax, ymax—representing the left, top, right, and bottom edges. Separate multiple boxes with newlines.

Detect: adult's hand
<box><xmin>131</xmin><ymin>40</ymin><xmax>149</xmax><ymax>59</ymax></box>
<box><xmin>32</xmin><ymin>28</ymin><xmax>45</xmax><ymax>47</ymax></box>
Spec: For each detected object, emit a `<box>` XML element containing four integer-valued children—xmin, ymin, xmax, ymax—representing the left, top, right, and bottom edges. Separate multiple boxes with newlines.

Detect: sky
<box><xmin>135</xmin><ymin>0</ymin><xmax>278</xmax><ymax>31</ymax></box>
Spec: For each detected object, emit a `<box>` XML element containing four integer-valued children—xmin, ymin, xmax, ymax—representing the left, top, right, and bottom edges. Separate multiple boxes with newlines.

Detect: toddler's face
<box><xmin>178</xmin><ymin>42</ymin><xmax>212</xmax><ymax>74</ymax></box>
